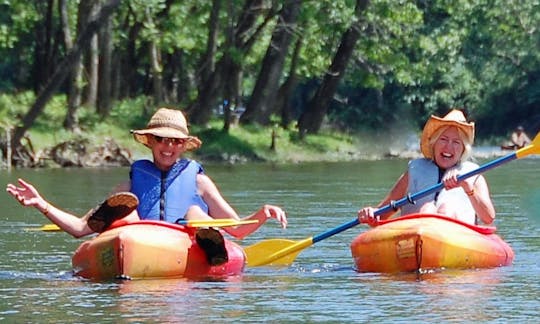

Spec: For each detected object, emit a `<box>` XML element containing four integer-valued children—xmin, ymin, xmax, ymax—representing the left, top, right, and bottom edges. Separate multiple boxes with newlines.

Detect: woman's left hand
<box><xmin>258</xmin><ymin>204</ymin><xmax>287</xmax><ymax>229</ymax></box>
<box><xmin>442</xmin><ymin>168</ymin><xmax>475</xmax><ymax>193</ymax></box>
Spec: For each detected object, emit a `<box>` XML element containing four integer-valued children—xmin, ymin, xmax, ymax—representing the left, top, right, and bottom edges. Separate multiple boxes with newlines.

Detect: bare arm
<box><xmin>358</xmin><ymin>171</ymin><xmax>408</xmax><ymax>225</ymax></box>
<box><xmin>442</xmin><ymin>172</ymin><xmax>495</xmax><ymax>225</ymax></box>
<box><xmin>467</xmin><ymin>175</ymin><xmax>496</xmax><ymax>224</ymax></box>
<box><xmin>196</xmin><ymin>173</ymin><xmax>287</xmax><ymax>239</ymax></box>
<box><xmin>6</xmin><ymin>178</ymin><xmax>94</xmax><ymax>238</ymax></box>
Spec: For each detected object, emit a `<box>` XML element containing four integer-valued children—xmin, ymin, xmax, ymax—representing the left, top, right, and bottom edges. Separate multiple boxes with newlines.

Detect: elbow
<box><xmin>480</xmin><ymin>213</ymin><xmax>495</xmax><ymax>225</ymax></box>
<box><xmin>233</xmin><ymin>233</ymin><xmax>247</xmax><ymax>240</ymax></box>
<box><xmin>71</xmin><ymin>227</ymin><xmax>93</xmax><ymax>239</ymax></box>
<box><xmin>224</xmin><ymin>228</ymin><xmax>247</xmax><ymax>240</ymax></box>
<box><xmin>72</xmin><ymin>232</ymin><xmax>86</xmax><ymax>239</ymax></box>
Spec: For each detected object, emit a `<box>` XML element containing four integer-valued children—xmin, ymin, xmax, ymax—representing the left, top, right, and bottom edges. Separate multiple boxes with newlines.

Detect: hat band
<box><xmin>147</xmin><ymin>121</ymin><xmax>187</xmax><ymax>132</ymax></box>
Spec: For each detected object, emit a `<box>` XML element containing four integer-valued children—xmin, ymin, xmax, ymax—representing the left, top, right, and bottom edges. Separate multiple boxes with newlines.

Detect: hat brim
<box><xmin>131</xmin><ymin>128</ymin><xmax>202</xmax><ymax>151</ymax></box>
<box><xmin>420</xmin><ymin>116</ymin><xmax>474</xmax><ymax>159</ymax></box>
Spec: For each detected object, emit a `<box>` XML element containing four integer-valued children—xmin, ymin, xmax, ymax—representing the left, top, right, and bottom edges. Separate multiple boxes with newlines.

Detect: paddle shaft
<box><xmin>31</xmin><ymin>218</ymin><xmax>258</xmax><ymax>232</ymax></box>
<box><xmin>312</xmin><ymin>151</ymin><xmax>519</xmax><ymax>244</ymax></box>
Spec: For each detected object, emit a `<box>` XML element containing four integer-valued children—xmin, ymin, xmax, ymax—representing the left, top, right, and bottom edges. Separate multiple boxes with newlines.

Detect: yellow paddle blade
<box><xmin>245</xmin><ymin>237</ymin><xmax>314</xmax><ymax>267</ymax></box>
<box><xmin>26</xmin><ymin>224</ymin><xmax>62</xmax><ymax>232</ymax></box>
<box><xmin>516</xmin><ymin>132</ymin><xmax>540</xmax><ymax>159</ymax></box>
<box><xmin>180</xmin><ymin>219</ymin><xmax>259</xmax><ymax>228</ymax></box>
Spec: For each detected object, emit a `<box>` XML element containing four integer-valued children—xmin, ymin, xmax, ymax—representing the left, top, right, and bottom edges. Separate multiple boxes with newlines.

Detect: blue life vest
<box><xmin>130</xmin><ymin>159</ymin><xmax>209</xmax><ymax>223</ymax></box>
<box><xmin>401</xmin><ymin>158</ymin><xmax>439</xmax><ymax>215</ymax></box>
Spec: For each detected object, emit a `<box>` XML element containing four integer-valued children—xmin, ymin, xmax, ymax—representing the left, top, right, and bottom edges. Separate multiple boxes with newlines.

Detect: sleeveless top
<box><xmin>401</xmin><ymin>158</ymin><xmax>477</xmax><ymax>224</ymax></box>
<box><xmin>130</xmin><ymin>158</ymin><xmax>209</xmax><ymax>223</ymax></box>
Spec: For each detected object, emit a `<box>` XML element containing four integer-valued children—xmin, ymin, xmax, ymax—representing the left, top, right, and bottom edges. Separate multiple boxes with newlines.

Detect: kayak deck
<box><xmin>72</xmin><ymin>220</ymin><xmax>245</xmax><ymax>280</ymax></box>
<box><xmin>350</xmin><ymin>213</ymin><xmax>514</xmax><ymax>273</ymax></box>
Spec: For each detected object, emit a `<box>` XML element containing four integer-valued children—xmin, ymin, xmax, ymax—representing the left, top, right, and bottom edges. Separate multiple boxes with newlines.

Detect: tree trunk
<box><xmin>97</xmin><ymin>12</ymin><xmax>113</xmax><ymax>117</ymax></box>
<box><xmin>297</xmin><ymin>0</ymin><xmax>370</xmax><ymax>136</ymax></box>
<box><xmin>148</xmin><ymin>0</ymin><xmax>176</xmax><ymax>106</ymax></box>
<box><xmin>11</xmin><ymin>0</ymin><xmax>122</xmax><ymax>150</ymax></box>
<box><xmin>221</xmin><ymin>0</ymin><xmax>235</xmax><ymax>133</ymax></box>
<box><xmin>199</xmin><ymin>0</ymin><xmax>221</xmax><ymax>86</ymax></box>
<box><xmin>149</xmin><ymin>40</ymin><xmax>164</xmax><ymax>106</ymax></box>
<box><xmin>123</xmin><ymin>21</ymin><xmax>143</xmax><ymax>98</ymax></box>
<box><xmin>59</xmin><ymin>0</ymin><xmax>82</xmax><ymax>132</ymax></box>
<box><xmin>189</xmin><ymin>0</ymin><xmax>271</xmax><ymax>125</ymax></box>
<box><xmin>277</xmin><ymin>36</ymin><xmax>302</xmax><ymax>129</ymax></box>
<box><xmin>33</xmin><ymin>0</ymin><xmax>56</xmax><ymax>92</ymax></box>
<box><xmin>241</xmin><ymin>0</ymin><xmax>301</xmax><ymax>125</ymax></box>
<box><xmin>83</xmin><ymin>0</ymin><xmax>100</xmax><ymax>108</ymax></box>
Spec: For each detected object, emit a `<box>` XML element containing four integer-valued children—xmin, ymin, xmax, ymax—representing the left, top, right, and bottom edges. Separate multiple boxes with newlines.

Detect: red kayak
<box><xmin>72</xmin><ymin>220</ymin><xmax>245</xmax><ymax>280</ymax></box>
<box><xmin>350</xmin><ymin>213</ymin><xmax>514</xmax><ymax>273</ymax></box>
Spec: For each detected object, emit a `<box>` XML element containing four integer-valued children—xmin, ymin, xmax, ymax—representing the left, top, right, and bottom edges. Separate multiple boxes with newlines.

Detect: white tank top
<box><xmin>401</xmin><ymin>158</ymin><xmax>477</xmax><ymax>224</ymax></box>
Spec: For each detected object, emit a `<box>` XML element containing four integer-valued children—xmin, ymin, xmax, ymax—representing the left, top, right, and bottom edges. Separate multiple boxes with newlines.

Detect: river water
<box><xmin>1</xmin><ymin>158</ymin><xmax>539</xmax><ymax>323</ymax></box>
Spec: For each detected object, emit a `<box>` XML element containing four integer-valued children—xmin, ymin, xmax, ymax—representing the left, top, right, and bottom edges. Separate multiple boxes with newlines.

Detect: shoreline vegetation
<box><xmin>1</xmin><ymin>118</ymin><xmax>511</xmax><ymax>169</ymax></box>
<box><xmin>0</xmin><ymin>97</ymin><xmax>513</xmax><ymax>169</ymax></box>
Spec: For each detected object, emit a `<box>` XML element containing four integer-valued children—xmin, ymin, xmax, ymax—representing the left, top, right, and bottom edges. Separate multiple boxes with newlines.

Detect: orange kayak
<box><xmin>72</xmin><ymin>220</ymin><xmax>245</xmax><ymax>280</ymax></box>
<box><xmin>350</xmin><ymin>213</ymin><xmax>514</xmax><ymax>273</ymax></box>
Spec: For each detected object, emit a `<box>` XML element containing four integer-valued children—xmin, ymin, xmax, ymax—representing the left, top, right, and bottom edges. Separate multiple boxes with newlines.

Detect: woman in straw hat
<box><xmin>7</xmin><ymin>108</ymin><xmax>287</xmax><ymax>265</ymax></box>
<box><xmin>357</xmin><ymin>109</ymin><xmax>495</xmax><ymax>226</ymax></box>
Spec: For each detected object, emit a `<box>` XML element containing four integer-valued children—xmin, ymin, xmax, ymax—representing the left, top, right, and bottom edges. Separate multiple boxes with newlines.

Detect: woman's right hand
<box><xmin>6</xmin><ymin>178</ymin><xmax>48</xmax><ymax>212</ymax></box>
<box><xmin>358</xmin><ymin>207</ymin><xmax>379</xmax><ymax>226</ymax></box>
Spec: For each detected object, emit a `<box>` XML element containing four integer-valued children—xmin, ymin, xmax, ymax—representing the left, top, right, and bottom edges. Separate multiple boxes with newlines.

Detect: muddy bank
<box><xmin>3</xmin><ymin>137</ymin><xmax>131</xmax><ymax>168</ymax></box>
<box><xmin>2</xmin><ymin>137</ymin><xmax>514</xmax><ymax>169</ymax></box>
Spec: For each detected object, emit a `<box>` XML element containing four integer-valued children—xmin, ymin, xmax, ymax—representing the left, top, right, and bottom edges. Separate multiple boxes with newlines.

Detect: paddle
<box><xmin>25</xmin><ymin>224</ymin><xmax>63</xmax><ymax>232</ymax></box>
<box><xmin>245</xmin><ymin>132</ymin><xmax>540</xmax><ymax>267</ymax></box>
<box><xmin>27</xmin><ymin>218</ymin><xmax>259</xmax><ymax>232</ymax></box>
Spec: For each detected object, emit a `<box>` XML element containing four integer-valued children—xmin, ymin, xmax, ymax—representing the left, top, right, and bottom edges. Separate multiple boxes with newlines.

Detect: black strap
<box><xmin>160</xmin><ymin>171</ymin><xmax>167</xmax><ymax>221</ymax></box>
<box><xmin>434</xmin><ymin>167</ymin><xmax>445</xmax><ymax>203</ymax></box>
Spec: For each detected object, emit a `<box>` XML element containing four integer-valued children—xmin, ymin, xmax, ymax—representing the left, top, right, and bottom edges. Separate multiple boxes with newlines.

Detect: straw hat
<box><xmin>131</xmin><ymin>108</ymin><xmax>202</xmax><ymax>151</ymax></box>
<box><xmin>420</xmin><ymin>109</ymin><xmax>475</xmax><ymax>159</ymax></box>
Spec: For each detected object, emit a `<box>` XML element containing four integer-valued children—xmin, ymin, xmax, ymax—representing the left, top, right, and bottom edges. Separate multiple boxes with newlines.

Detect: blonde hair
<box><xmin>428</xmin><ymin>125</ymin><xmax>473</xmax><ymax>162</ymax></box>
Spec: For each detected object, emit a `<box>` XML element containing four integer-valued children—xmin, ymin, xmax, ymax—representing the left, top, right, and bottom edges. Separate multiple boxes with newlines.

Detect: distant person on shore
<box><xmin>6</xmin><ymin>107</ymin><xmax>287</xmax><ymax>265</ymax></box>
<box><xmin>501</xmin><ymin>126</ymin><xmax>531</xmax><ymax>150</ymax></box>
<box><xmin>358</xmin><ymin>109</ymin><xmax>495</xmax><ymax>226</ymax></box>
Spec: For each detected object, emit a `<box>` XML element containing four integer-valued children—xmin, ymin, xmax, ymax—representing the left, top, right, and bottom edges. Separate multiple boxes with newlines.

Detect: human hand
<box><xmin>441</xmin><ymin>168</ymin><xmax>460</xmax><ymax>189</ymax></box>
<box><xmin>258</xmin><ymin>204</ymin><xmax>287</xmax><ymax>229</ymax></box>
<box><xmin>442</xmin><ymin>168</ymin><xmax>475</xmax><ymax>193</ymax></box>
<box><xmin>6</xmin><ymin>178</ymin><xmax>47</xmax><ymax>211</ymax></box>
<box><xmin>358</xmin><ymin>207</ymin><xmax>379</xmax><ymax>226</ymax></box>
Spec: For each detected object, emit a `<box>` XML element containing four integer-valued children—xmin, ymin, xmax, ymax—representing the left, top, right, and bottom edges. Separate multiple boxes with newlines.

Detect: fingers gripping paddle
<box><xmin>245</xmin><ymin>132</ymin><xmax>540</xmax><ymax>267</ymax></box>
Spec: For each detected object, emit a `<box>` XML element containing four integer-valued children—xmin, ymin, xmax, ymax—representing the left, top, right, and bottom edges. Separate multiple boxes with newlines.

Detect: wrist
<box><xmin>39</xmin><ymin>202</ymin><xmax>50</xmax><ymax>216</ymax></box>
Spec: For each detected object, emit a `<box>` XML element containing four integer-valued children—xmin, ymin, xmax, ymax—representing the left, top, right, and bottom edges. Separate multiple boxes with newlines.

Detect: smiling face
<box><xmin>432</xmin><ymin>126</ymin><xmax>465</xmax><ymax>170</ymax></box>
<box><xmin>149</xmin><ymin>135</ymin><xmax>187</xmax><ymax>171</ymax></box>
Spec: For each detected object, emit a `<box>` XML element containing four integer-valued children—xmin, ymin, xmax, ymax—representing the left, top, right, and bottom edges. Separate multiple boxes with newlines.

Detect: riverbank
<box><xmin>2</xmin><ymin>120</ymin><xmax>511</xmax><ymax>169</ymax></box>
<box><xmin>1</xmin><ymin>95</ymin><xmax>516</xmax><ymax>168</ymax></box>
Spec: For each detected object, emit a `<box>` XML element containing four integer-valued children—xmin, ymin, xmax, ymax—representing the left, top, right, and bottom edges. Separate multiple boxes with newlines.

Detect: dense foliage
<box><xmin>0</xmin><ymin>0</ymin><xmax>538</xmax><ymax>146</ymax></box>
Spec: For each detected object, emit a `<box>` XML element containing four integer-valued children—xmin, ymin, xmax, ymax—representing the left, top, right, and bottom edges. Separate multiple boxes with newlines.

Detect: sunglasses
<box><xmin>153</xmin><ymin>136</ymin><xmax>187</xmax><ymax>145</ymax></box>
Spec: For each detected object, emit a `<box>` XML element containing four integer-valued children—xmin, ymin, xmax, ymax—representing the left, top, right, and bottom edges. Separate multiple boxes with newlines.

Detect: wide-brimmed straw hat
<box><xmin>420</xmin><ymin>109</ymin><xmax>475</xmax><ymax>159</ymax></box>
<box><xmin>131</xmin><ymin>108</ymin><xmax>202</xmax><ymax>151</ymax></box>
